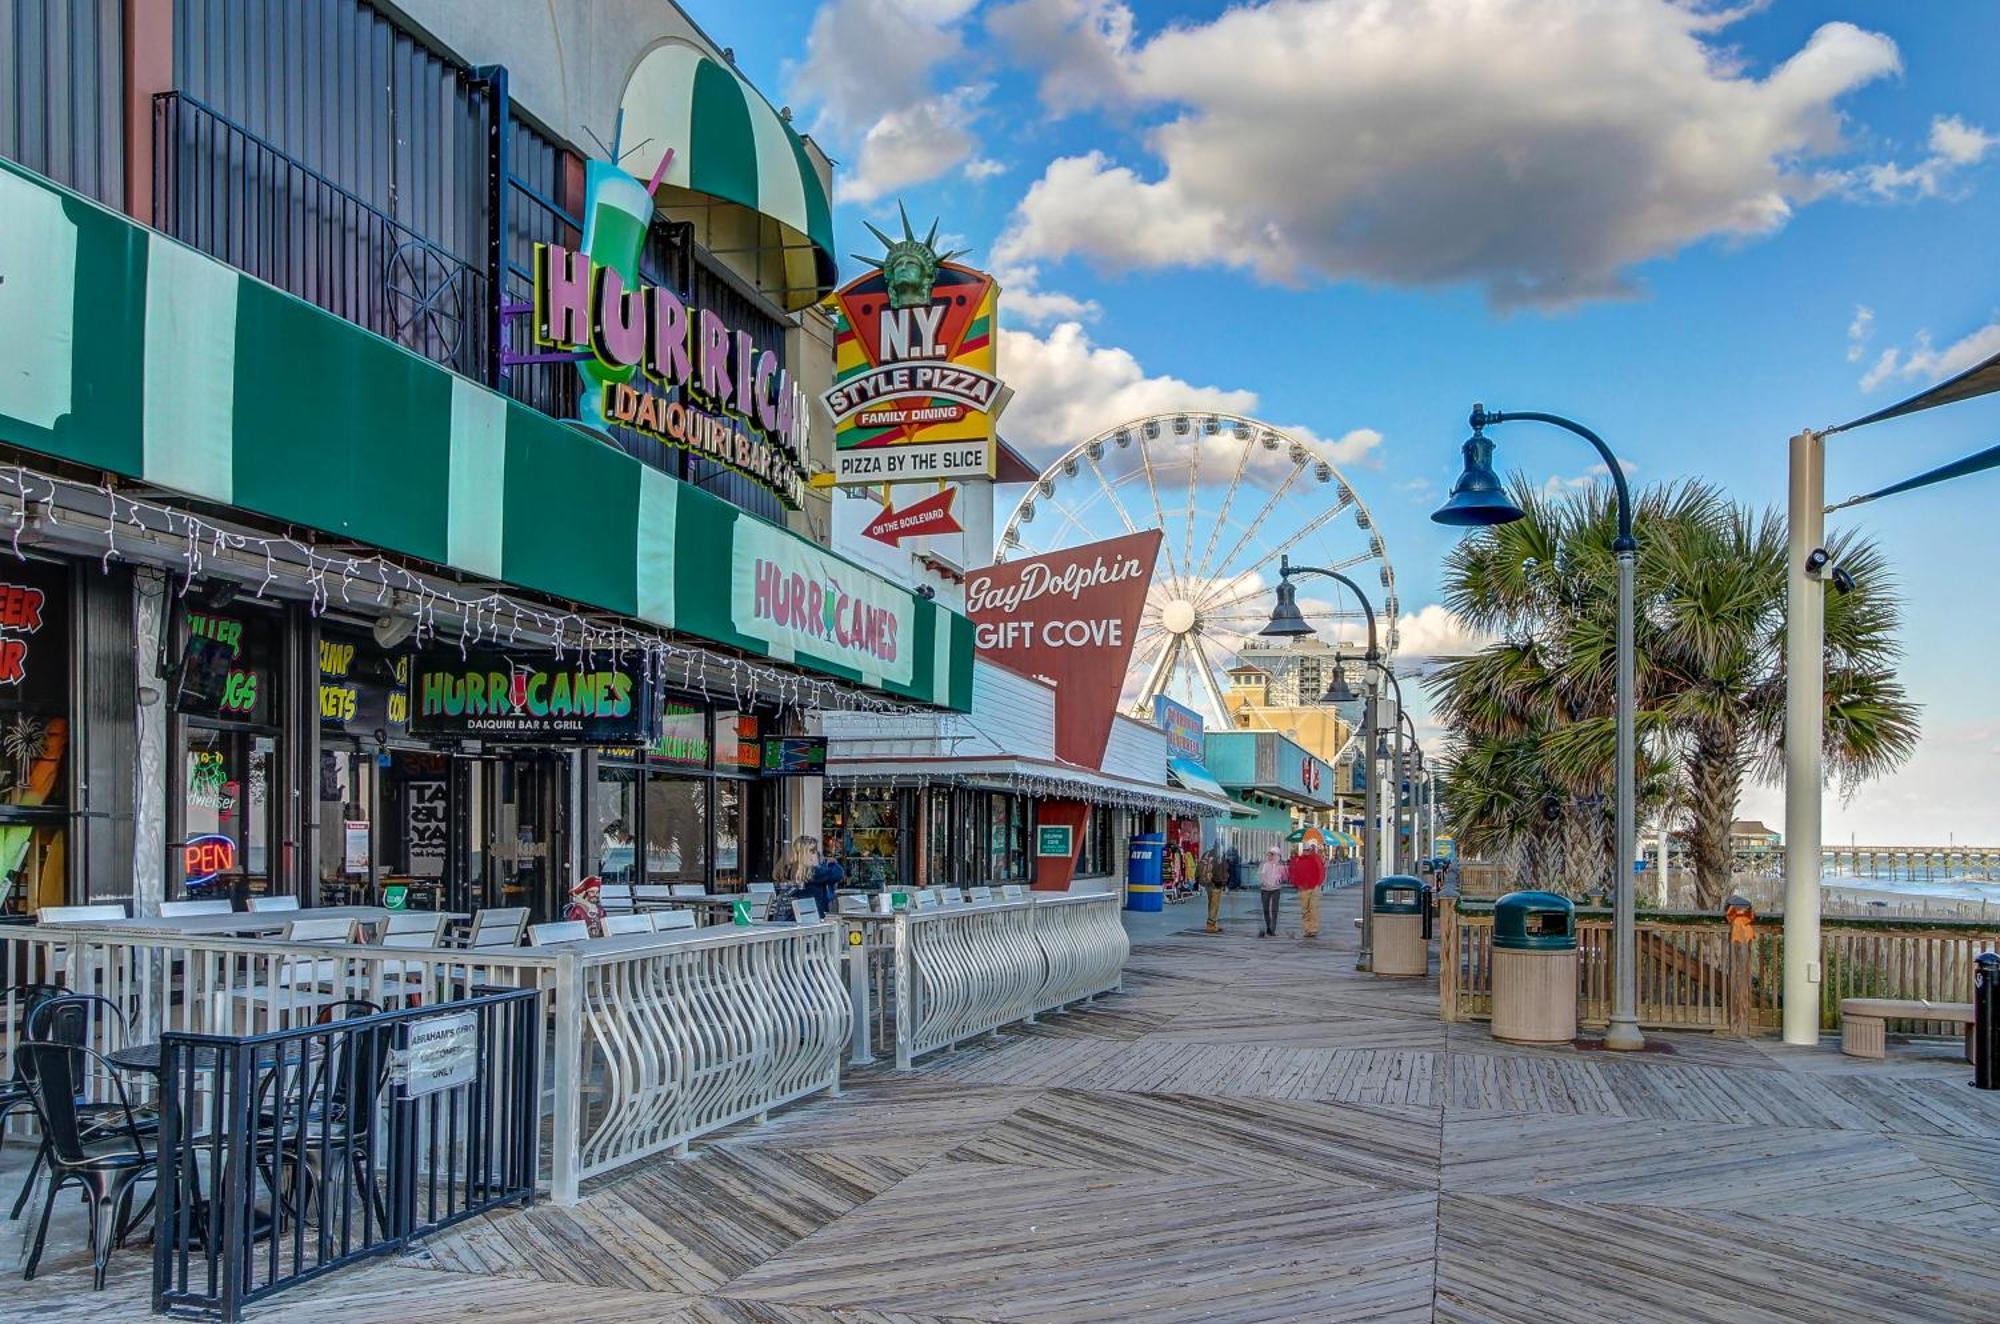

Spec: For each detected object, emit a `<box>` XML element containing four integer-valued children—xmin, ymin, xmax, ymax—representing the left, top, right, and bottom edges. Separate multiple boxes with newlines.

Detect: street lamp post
<box><xmin>1433</xmin><ymin>404</ymin><xmax>1644</xmax><ymax>1052</ymax></box>
<box><xmin>1260</xmin><ymin>557</ymin><xmax>1382</xmax><ymax>970</ymax></box>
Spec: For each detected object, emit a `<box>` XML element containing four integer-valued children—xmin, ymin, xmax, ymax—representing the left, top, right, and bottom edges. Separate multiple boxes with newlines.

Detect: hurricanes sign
<box><xmin>826</xmin><ymin>208</ymin><xmax>1001</xmax><ymax>486</ymax></box>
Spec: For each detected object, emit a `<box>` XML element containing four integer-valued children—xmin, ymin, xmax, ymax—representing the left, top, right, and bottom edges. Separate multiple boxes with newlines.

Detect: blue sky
<box><xmin>689</xmin><ymin>0</ymin><xmax>2000</xmax><ymax>843</ymax></box>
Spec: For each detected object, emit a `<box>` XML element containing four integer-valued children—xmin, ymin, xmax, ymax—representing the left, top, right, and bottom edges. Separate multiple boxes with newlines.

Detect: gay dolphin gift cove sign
<box><xmin>965</xmin><ymin>530</ymin><xmax>1161</xmax><ymax>768</ymax></box>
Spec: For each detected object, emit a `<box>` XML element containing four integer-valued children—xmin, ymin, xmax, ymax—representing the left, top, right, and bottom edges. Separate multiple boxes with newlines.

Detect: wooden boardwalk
<box><xmin>10</xmin><ymin>885</ymin><xmax>2000</xmax><ymax>1321</ymax></box>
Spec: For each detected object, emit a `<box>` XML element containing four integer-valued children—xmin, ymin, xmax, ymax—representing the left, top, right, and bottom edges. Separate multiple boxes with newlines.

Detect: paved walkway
<box><xmin>13</xmin><ymin>884</ymin><xmax>2000</xmax><ymax>1321</ymax></box>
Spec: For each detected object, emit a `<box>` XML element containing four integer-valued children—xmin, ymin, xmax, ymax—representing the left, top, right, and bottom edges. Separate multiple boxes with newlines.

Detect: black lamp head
<box><xmin>1312</xmin><ymin>668</ymin><xmax>1360</xmax><ymax>712</ymax></box>
<box><xmin>1259</xmin><ymin>577</ymin><xmax>1315</xmax><ymax>637</ymax></box>
<box><xmin>1431</xmin><ymin>414</ymin><xmax>1525</xmax><ymax>528</ymax></box>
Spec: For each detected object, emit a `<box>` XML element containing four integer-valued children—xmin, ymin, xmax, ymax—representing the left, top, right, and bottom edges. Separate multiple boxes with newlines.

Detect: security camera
<box><xmin>1804</xmin><ymin>547</ymin><xmax>1831</xmax><ymax>577</ymax></box>
<box><xmin>1830</xmin><ymin>566</ymin><xmax>1857</xmax><ymax>595</ymax></box>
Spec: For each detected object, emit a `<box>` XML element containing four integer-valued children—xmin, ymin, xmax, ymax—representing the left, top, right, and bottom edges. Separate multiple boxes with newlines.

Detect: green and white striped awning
<box><xmin>620</xmin><ymin>41</ymin><xmax>837</xmax><ymax>311</ymax></box>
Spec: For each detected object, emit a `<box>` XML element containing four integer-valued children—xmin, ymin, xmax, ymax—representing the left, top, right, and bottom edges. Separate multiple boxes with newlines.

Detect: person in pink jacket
<box><xmin>1257</xmin><ymin>847</ymin><xmax>1286</xmax><ymax>937</ymax></box>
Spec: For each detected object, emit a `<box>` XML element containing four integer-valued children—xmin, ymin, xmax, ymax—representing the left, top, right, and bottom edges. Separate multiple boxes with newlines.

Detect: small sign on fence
<box><xmin>400</xmin><ymin>1011</ymin><xmax>478</xmax><ymax>1098</ymax></box>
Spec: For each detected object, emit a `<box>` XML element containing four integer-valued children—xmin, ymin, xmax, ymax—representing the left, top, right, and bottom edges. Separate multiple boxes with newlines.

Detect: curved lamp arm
<box><xmin>1275</xmin><ymin>555</ymin><xmax>1380</xmax><ymax>662</ymax></box>
<box><xmin>1474</xmin><ymin>405</ymin><xmax>1634</xmax><ymax>551</ymax></box>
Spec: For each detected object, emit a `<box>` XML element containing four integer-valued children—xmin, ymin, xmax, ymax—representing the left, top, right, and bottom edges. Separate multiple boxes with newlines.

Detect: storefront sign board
<box><xmin>530</xmin><ymin>230</ymin><xmax>809</xmax><ymax>509</ymax></box>
<box><xmin>408</xmin><ymin>651</ymin><xmax>653</xmax><ymax>743</ymax></box>
<box><xmin>400</xmin><ymin>1011</ymin><xmax>478</xmax><ymax>1098</ymax></box>
<box><xmin>1151</xmin><ymin>695</ymin><xmax>1206</xmax><ymax>761</ymax></box>
<box><xmin>1036</xmin><ymin>824</ymin><xmax>1074</xmax><ymax>858</ymax></box>
<box><xmin>760</xmin><ymin>736</ymin><xmax>828</xmax><ymax>776</ymax></box>
<box><xmin>730</xmin><ymin>522</ymin><xmax>914</xmax><ymax>688</ymax></box>
<box><xmin>826</xmin><ymin>217</ymin><xmax>1000</xmax><ymax>487</ymax></box>
<box><xmin>405</xmin><ymin>780</ymin><xmax>447</xmax><ymax>877</ymax></box>
<box><xmin>965</xmin><ymin>530</ymin><xmax>1161</xmax><ymax>769</ymax></box>
<box><xmin>861</xmin><ymin>487</ymin><xmax>963</xmax><ymax>546</ymax></box>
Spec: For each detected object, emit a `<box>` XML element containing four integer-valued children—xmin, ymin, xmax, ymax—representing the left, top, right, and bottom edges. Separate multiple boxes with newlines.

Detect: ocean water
<box><xmin>1819</xmin><ymin>870</ymin><xmax>2000</xmax><ymax>906</ymax></box>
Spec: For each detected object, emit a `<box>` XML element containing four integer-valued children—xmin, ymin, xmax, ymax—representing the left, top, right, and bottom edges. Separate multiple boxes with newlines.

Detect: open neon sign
<box><xmin>184</xmin><ymin>833</ymin><xmax>236</xmax><ymax>886</ymax></box>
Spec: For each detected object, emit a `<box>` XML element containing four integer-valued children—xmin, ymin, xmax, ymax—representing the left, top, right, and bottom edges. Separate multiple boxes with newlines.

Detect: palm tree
<box><xmin>1436</xmin><ymin>477</ymin><xmax>1919</xmax><ymax>907</ymax></box>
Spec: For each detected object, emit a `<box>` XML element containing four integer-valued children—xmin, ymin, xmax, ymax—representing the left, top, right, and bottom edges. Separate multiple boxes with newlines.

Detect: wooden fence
<box><xmin>1439</xmin><ymin>900</ymin><xmax>1998</xmax><ymax>1037</ymax></box>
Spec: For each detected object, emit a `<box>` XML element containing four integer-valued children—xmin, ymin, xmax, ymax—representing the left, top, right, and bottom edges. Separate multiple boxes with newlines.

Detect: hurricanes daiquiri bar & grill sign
<box><xmin>408</xmin><ymin>651</ymin><xmax>654</xmax><ymax>743</ymax></box>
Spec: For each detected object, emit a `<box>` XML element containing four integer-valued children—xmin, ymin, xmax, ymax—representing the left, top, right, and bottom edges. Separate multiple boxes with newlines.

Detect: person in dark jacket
<box><xmin>800</xmin><ymin>835</ymin><xmax>845</xmax><ymax>917</ymax></box>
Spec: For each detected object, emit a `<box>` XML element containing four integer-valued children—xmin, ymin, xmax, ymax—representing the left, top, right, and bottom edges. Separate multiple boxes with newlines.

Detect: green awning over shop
<box><xmin>0</xmin><ymin>158</ymin><xmax>970</xmax><ymax>711</ymax></box>
<box><xmin>619</xmin><ymin>41</ymin><xmax>837</xmax><ymax>310</ymax></box>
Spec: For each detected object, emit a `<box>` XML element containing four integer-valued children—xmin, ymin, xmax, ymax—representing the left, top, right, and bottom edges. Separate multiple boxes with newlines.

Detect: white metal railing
<box><xmin>562</xmin><ymin>924</ymin><xmax>848</xmax><ymax>1191</ymax></box>
<box><xmin>887</xmin><ymin>892</ymin><xmax>1128</xmax><ymax>1069</ymax></box>
<box><xmin>9</xmin><ymin>921</ymin><xmax>851</xmax><ymax>1204</ymax></box>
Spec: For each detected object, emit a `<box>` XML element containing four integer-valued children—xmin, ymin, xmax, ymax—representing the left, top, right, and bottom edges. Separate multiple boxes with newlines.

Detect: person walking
<box><xmin>1200</xmin><ymin>844</ymin><xmax>1227</xmax><ymax>933</ymax></box>
<box><xmin>1224</xmin><ymin>842</ymin><xmax>1243</xmax><ymax>891</ymax></box>
<box><xmin>1257</xmin><ymin>846</ymin><xmax>1285</xmax><ymax>937</ymax></box>
<box><xmin>1289</xmin><ymin>844</ymin><xmax>1328</xmax><ymax>938</ymax></box>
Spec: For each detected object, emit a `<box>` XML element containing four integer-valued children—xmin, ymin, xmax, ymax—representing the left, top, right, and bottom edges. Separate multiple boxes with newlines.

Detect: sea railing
<box><xmin>1440</xmin><ymin>899</ymin><xmax>1998</xmax><ymax>1036</ymax></box>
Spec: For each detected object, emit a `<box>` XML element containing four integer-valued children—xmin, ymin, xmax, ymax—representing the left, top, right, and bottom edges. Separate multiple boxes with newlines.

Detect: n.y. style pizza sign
<box><xmin>964</xmin><ymin>530</ymin><xmax>1160</xmax><ymax>769</ymax></box>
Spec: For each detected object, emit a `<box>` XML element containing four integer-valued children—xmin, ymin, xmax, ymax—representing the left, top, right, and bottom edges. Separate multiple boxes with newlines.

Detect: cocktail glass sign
<box><xmin>825</xmin><ymin>207</ymin><xmax>1003</xmax><ymax>486</ymax></box>
<box><xmin>524</xmin><ymin>147</ymin><xmax>809</xmax><ymax>510</ymax></box>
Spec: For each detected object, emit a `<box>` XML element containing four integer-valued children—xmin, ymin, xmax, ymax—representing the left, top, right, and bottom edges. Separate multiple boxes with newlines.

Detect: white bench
<box><xmin>1838</xmin><ymin>997</ymin><xmax>1974</xmax><ymax>1061</ymax></box>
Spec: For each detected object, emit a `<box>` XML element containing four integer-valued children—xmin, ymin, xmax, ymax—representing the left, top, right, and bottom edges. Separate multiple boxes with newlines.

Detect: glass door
<box><xmin>458</xmin><ymin>753</ymin><xmax>567</xmax><ymax>921</ymax></box>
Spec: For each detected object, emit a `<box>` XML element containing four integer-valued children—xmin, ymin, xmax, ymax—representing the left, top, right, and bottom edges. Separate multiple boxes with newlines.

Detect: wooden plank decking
<box><xmin>9</xmin><ymin>885</ymin><xmax>2000</xmax><ymax>1322</ymax></box>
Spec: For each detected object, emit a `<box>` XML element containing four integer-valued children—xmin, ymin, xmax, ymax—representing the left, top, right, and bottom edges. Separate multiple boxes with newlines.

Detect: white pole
<box><xmin>1656</xmin><ymin>812</ymin><xmax>1669</xmax><ymax>907</ymax></box>
<box><xmin>1783</xmin><ymin>429</ymin><xmax>1826</xmax><ymax>1045</ymax></box>
<box><xmin>1603</xmin><ymin>543</ymin><xmax>1643</xmax><ymax>1051</ymax></box>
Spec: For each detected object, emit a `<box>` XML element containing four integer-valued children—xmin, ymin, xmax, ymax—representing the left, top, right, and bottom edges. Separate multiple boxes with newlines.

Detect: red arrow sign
<box><xmin>863</xmin><ymin>488</ymin><xmax>963</xmax><ymax>546</ymax></box>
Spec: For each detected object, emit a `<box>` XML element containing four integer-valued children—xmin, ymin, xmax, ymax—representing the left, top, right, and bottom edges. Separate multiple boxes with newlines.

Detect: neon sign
<box><xmin>184</xmin><ymin>833</ymin><xmax>236</xmax><ymax>885</ymax></box>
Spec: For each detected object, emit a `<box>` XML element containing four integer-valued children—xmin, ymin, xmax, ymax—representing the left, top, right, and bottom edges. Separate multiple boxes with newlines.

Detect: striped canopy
<box><xmin>620</xmin><ymin>42</ymin><xmax>837</xmax><ymax>310</ymax></box>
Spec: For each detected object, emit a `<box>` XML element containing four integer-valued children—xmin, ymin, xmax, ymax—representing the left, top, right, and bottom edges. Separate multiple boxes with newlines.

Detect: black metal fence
<box><xmin>152</xmin><ymin>988</ymin><xmax>540</xmax><ymax>1321</ymax></box>
<box><xmin>153</xmin><ymin>90</ymin><xmax>492</xmax><ymax>380</ymax></box>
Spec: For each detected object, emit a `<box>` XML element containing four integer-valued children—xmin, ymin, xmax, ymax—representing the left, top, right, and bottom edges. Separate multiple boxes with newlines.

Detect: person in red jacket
<box><xmin>1287</xmin><ymin>846</ymin><xmax>1327</xmax><ymax>938</ymax></box>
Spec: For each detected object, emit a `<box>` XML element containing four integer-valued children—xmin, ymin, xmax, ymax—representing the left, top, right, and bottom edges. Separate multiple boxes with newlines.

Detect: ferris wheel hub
<box><xmin>1161</xmin><ymin>599</ymin><xmax>1198</xmax><ymax>635</ymax></box>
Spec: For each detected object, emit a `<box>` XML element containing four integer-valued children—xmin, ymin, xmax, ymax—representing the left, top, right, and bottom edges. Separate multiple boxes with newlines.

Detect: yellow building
<box><xmin>1222</xmin><ymin>664</ymin><xmax>1355</xmax><ymax>829</ymax></box>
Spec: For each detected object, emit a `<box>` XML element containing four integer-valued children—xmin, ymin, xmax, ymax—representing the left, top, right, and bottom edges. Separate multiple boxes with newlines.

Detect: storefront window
<box><xmin>827</xmin><ymin>788</ymin><xmax>905</xmax><ymax>889</ymax></box>
<box><xmin>645</xmin><ymin>773</ymin><xmax>707</xmax><ymax>883</ymax></box>
<box><xmin>1077</xmin><ymin>809</ymin><xmax>1115</xmax><ymax>877</ymax></box>
<box><xmin>988</xmin><ymin>792</ymin><xmax>1029</xmax><ymax>882</ymax></box>
<box><xmin>593</xmin><ymin>763</ymin><xmax>641</xmax><ymax>882</ymax></box>
<box><xmin>715</xmin><ymin>709</ymin><xmax>760</xmax><ymax>774</ymax></box>
<box><xmin>927</xmin><ymin>792</ymin><xmax>951</xmax><ymax>888</ymax></box>
<box><xmin>0</xmin><ymin>560</ymin><xmax>70</xmax><ymax>917</ymax></box>
<box><xmin>175</xmin><ymin>604</ymin><xmax>283</xmax><ymax>900</ymax></box>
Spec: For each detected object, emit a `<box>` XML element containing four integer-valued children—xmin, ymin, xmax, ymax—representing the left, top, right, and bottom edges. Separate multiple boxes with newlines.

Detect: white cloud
<box><xmin>996</xmin><ymin>322</ymin><xmax>1384</xmax><ymax>477</ymax></box>
<box><xmin>992</xmin><ymin>261</ymin><xmax>1103</xmax><ymax>326</ymax></box>
<box><xmin>993</xmin><ymin>2</ymin><xmax>1904</xmax><ymax>309</ymax></box>
<box><xmin>837</xmin><ymin>86</ymin><xmax>988</xmax><ymax>203</ymax></box>
<box><xmin>1394</xmin><ymin>605</ymin><xmax>1494</xmax><ymax>659</ymax></box>
<box><xmin>986</xmin><ymin>0</ymin><xmax>1136</xmax><ymax>115</ymax></box>
<box><xmin>1846</xmin><ymin>305</ymin><xmax>1874</xmax><ymax>363</ymax></box>
<box><xmin>1858</xmin><ymin>114</ymin><xmax>1998</xmax><ymax>199</ymax></box>
<box><xmin>1861</xmin><ymin>318</ymin><xmax>2000</xmax><ymax>392</ymax></box>
<box><xmin>792</xmin><ymin>0</ymin><xmax>986</xmax><ymax>198</ymax></box>
<box><xmin>962</xmin><ymin>157</ymin><xmax>1007</xmax><ymax>181</ymax></box>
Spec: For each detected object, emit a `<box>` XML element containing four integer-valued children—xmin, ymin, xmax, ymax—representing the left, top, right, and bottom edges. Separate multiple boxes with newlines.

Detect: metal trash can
<box><xmin>1490</xmin><ymin>890</ymin><xmax>1578</xmax><ymax>1044</ymax></box>
<box><xmin>1372</xmin><ymin>875</ymin><xmax>1429</xmax><ymax>976</ymax></box>
<box><xmin>1975</xmin><ymin>952</ymin><xmax>1999</xmax><ymax>1090</ymax></box>
<box><xmin>1125</xmin><ymin>833</ymin><xmax>1165</xmax><ymax>912</ymax></box>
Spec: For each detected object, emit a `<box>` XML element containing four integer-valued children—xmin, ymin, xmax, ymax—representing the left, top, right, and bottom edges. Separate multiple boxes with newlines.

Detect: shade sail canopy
<box><xmin>1828</xmin><ymin>349</ymin><xmax>2000</xmax><ymax>434</ymax></box>
<box><xmin>1166</xmin><ymin>757</ymin><xmax>1229</xmax><ymax>800</ymax></box>
<box><xmin>619</xmin><ymin>42</ymin><xmax>837</xmax><ymax>310</ymax></box>
<box><xmin>1830</xmin><ymin>438</ymin><xmax>2000</xmax><ymax>512</ymax></box>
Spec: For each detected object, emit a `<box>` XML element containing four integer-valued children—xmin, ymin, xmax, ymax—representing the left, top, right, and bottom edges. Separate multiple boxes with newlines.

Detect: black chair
<box><xmin>10</xmin><ymin>993</ymin><xmax>155</xmax><ymax>1220</ymax></box>
<box><xmin>19</xmin><ymin>1039</ymin><xmax>156</xmax><ymax>1288</ymax></box>
<box><xmin>1</xmin><ymin>983</ymin><xmax>63</xmax><ymax>1131</ymax></box>
<box><xmin>261</xmin><ymin>1000</ymin><xmax>390</xmax><ymax>1230</ymax></box>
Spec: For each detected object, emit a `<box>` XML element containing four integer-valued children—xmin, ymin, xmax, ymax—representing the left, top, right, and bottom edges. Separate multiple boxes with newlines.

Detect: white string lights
<box><xmin>823</xmin><ymin>768</ymin><xmax>1227</xmax><ymax>819</ymax></box>
<box><xmin>0</xmin><ymin>464</ymin><xmax>920</xmax><ymax>718</ymax></box>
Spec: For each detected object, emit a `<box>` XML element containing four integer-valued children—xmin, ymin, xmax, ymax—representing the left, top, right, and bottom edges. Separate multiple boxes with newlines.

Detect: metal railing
<box><xmin>560</xmin><ymin>923</ymin><xmax>848</xmax><ymax>1188</ymax></box>
<box><xmin>153</xmin><ymin>989</ymin><xmax>539</xmax><ymax>1321</ymax></box>
<box><xmin>19</xmin><ymin>921</ymin><xmax>851</xmax><ymax>1203</ymax></box>
<box><xmin>856</xmin><ymin>893</ymin><xmax>1130</xmax><ymax>1069</ymax></box>
<box><xmin>152</xmin><ymin>92</ymin><xmax>491</xmax><ymax>379</ymax></box>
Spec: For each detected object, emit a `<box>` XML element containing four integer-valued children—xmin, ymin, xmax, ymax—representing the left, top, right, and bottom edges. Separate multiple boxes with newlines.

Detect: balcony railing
<box><xmin>153</xmin><ymin>92</ymin><xmax>491</xmax><ymax>381</ymax></box>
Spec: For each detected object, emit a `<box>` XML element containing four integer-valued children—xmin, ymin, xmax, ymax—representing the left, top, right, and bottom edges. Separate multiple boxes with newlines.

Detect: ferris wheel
<box><xmin>997</xmin><ymin>412</ymin><xmax>1398</xmax><ymax>724</ymax></box>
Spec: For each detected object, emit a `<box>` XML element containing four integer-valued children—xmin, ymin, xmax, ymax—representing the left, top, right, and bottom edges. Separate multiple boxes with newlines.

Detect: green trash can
<box><xmin>1372</xmin><ymin>875</ymin><xmax>1428</xmax><ymax>976</ymax></box>
<box><xmin>1490</xmin><ymin>891</ymin><xmax>1577</xmax><ymax>1043</ymax></box>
